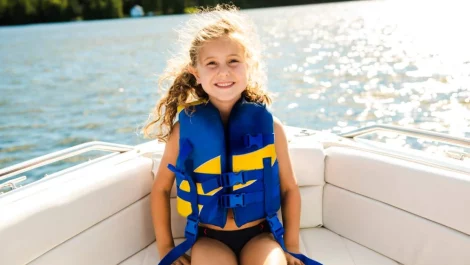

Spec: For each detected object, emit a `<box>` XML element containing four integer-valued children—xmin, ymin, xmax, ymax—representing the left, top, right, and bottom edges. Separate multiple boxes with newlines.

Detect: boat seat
<box><xmin>119</xmin><ymin>228</ymin><xmax>399</xmax><ymax>265</ymax></box>
<box><xmin>2</xmin><ymin>135</ymin><xmax>470</xmax><ymax>265</ymax></box>
<box><xmin>322</xmin><ymin>146</ymin><xmax>470</xmax><ymax>265</ymax></box>
<box><xmin>120</xmin><ymin>140</ymin><xmax>398</xmax><ymax>265</ymax></box>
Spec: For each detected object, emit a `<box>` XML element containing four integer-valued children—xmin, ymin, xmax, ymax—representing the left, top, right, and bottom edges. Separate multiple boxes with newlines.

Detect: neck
<box><xmin>209</xmin><ymin>95</ymin><xmax>242</xmax><ymax>124</ymax></box>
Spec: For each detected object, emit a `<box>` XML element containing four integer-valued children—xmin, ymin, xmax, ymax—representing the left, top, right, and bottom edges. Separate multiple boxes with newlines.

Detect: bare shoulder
<box><xmin>272</xmin><ymin>116</ymin><xmax>289</xmax><ymax>151</ymax></box>
<box><xmin>273</xmin><ymin>116</ymin><xmax>286</xmax><ymax>137</ymax></box>
<box><xmin>167</xmin><ymin>122</ymin><xmax>180</xmax><ymax>145</ymax></box>
<box><xmin>272</xmin><ymin>117</ymin><xmax>297</xmax><ymax>192</ymax></box>
<box><xmin>164</xmin><ymin>122</ymin><xmax>180</xmax><ymax>158</ymax></box>
<box><xmin>153</xmin><ymin>122</ymin><xmax>180</xmax><ymax>194</ymax></box>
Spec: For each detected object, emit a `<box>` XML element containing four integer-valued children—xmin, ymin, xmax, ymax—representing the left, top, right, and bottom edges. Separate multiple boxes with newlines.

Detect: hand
<box><xmin>285</xmin><ymin>252</ymin><xmax>305</xmax><ymax>265</ymax></box>
<box><xmin>171</xmin><ymin>254</ymin><xmax>191</xmax><ymax>265</ymax></box>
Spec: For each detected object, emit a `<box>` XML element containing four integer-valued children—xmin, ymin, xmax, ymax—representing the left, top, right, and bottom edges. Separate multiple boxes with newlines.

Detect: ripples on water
<box><xmin>0</xmin><ymin>1</ymin><xmax>469</xmax><ymax>186</ymax></box>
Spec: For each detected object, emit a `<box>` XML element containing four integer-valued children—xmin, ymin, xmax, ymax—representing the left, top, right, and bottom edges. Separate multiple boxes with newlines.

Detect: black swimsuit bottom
<box><xmin>197</xmin><ymin>220</ymin><xmax>271</xmax><ymax>259</ymax></box>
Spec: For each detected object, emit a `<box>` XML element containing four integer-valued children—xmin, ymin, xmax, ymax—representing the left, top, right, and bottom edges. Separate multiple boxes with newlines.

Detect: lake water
<box><xmin>1</xmin><ymin>1</ymin><xmax>469</xmax><ymax>187</ymax></box>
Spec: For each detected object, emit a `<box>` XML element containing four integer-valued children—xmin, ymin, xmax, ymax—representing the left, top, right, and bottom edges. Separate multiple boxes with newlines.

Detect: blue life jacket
<box><xmin>158</xmin><ymin>98</ymin><xmax>322</xmax><ymax>265</ymax></box>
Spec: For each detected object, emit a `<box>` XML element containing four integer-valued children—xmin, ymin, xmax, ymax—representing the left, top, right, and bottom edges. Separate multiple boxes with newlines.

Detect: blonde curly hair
<box><xmin>142</xmin><ymin>4</ymin><xmax>271</xmax><ymax>142</ymax></box>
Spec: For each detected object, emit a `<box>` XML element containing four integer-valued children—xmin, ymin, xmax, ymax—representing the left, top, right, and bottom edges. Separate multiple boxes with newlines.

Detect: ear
<box><xmin>187</xmin><ymin>65</ymin><xmax>200</xmax><ymax>84</ymax></box>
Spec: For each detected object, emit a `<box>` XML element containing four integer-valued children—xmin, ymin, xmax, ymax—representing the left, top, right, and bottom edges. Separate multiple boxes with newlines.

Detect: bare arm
<box><xmin>274</xmin><ymin>117</ymin><xmax>302</xmax><ymax>253</ymax></box>
<box><xmin>150</xmin><ymin>123</ymin><xmax>180</xmax><ymax>257</ymax></box>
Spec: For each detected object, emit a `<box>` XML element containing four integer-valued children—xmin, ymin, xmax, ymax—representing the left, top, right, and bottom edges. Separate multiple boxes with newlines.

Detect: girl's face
<box><xmin>190</xmin><ymin>36</ymin><xmax>248</xmax><ymax>106</ymax></box>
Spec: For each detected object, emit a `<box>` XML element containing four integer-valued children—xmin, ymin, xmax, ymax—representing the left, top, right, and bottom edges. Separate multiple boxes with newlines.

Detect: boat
<box><xmin>130</xmin><ymin>5</ymin><xmax>144</xmax><ymax>18</ymax></box>
<box><xmin>1</xmin><ymin>125</ymin><xmax>469</xmax><ymax>265</ymax></box>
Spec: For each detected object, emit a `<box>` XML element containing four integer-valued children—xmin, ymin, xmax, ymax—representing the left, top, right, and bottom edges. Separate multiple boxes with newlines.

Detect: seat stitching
<box><xmin>142</xmin><ymin>244</ymin><xmax>150</xmax><ymax>265</ymax></box>
<box><xmin>340</xmin><ymin>236</ymin><xmax>356</xmax><ymax>265</ymax></box>
<box><xmin>299</xmin><ymin>230</ymin><xmax>307</xmax><ymax>254</ymax></box>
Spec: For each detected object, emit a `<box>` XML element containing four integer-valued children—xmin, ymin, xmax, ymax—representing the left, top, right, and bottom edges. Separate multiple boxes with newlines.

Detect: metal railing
<box><xmin>0</xmin><ymin>141</ymin><xmax>134</xmax><ymax>183</ymax></box>
<box><xmin>340</xmin><ymin>125</ymin><xmax>470</xmax><ymax>149</ymax></box>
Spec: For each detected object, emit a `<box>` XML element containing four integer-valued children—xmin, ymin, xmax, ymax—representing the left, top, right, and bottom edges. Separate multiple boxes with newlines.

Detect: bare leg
<box><xmin>239</xmin><ymin>233</ymin><xmax>287</xmax><ymax>265</ymax></box>
<box><xmin>191</xmin><ymin>237</ymin><xmax>238</xmax><ymax>265</ymax></box>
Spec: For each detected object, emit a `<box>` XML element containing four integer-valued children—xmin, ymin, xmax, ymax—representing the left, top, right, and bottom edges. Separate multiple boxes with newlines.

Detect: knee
<box><xmin>240</xmin><ymin>234</ymin><xmax>287</xmax><ymax>265</ymax></box>
<box><xmin>191</xmin><ymin>237</ymin><xmax>237</xmax><ymax>265</ymax></box>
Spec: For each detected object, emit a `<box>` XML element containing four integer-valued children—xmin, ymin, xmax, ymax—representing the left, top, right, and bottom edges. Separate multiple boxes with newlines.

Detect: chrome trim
<box><xmin>0</xmin><ymin>141</ymin><xmax>134</xmax><ymax>182</ymax></box>
<box><xmin>340</xmin><ymin>125</ymin><xmax>470</xmax><ymax>148</ymax></box>
<box><xmin>0</xmin><ymin>176</ymin><xmax>27</xmax><ymax>192</ymax></box>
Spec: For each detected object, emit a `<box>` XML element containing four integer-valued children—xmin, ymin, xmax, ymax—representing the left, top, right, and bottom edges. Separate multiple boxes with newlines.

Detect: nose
<box><xmin>217</xmin><ymin>64</ymin><xmax>230</xmax><ymax>77</ymax></box>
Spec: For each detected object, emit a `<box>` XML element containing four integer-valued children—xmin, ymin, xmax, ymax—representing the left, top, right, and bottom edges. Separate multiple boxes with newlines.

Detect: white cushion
<box><xmin>289</xmin><ymin>140</ymin><xmax>325</xmax><ymax>187</ymax></box>
<box><xmin>119</xmin><ymin>239</ymin><xmax>185</xmax><ymax>265</ymax></box>
<box><xmin>299</xmin><ymin>186</ymin><xmax>323</xmax><ymax>228</ymax></box>
<box><xmin>121</xmin><ymin>228</ymin><xmax>398</xmax><ymax>265</ymax></box>
<box><xmin>323</xmin><ymin>184</ymin><xmax>470</xmax><ymax>265</ymax></box>
<box><xmin>29</xmin><ymin>196</ymin><xmax>155</xmax><ymax>265</ymax></box>
<box><xmin>287</xmin><ymin>139</ymin><xmax>326</xmax><ymax>228</ymax></box>
<box><xmin>325</xmin><ymin>146</ymin><xmax>470</xmax><ymax>235</ymax></box>
<box><xmin>300</xmin><ymin>228</ymin><xmax>399</xmax><ymax>265</ymax></box>
<box><xmin>0</xmin><ymin>157</ymin><xmax>154</xmax><ymax>265</ymax></box>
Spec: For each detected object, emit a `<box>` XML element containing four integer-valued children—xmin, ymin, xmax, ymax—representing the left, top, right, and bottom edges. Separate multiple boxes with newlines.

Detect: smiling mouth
<box><xmin>214</xmin><ymin>82</ymin><xmax>235</xmax><ymax>88</ymax></box>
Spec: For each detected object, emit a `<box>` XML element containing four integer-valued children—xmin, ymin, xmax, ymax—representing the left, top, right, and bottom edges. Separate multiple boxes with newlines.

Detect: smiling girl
<box><xmin>143</xmin><ymin>4</ymin><xmax>322</xmax><ymax>265</ymax></box>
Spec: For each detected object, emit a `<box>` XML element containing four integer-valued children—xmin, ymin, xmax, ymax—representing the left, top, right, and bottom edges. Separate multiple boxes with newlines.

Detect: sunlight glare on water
<box><xmin>257</xmin><ymin>1</ymin><xmax>469</xmax><ymax>138</ymax></box>
<box><xmin>0</xmin><ymin>0</ymin><xmax>469</xmax><ymax>186</ymax></box>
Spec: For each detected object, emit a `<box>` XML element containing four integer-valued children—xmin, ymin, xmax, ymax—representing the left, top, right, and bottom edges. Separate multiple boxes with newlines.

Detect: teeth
<box><xmin>216</xmin><ymin>82</ymin><xmax>233</xmax><ymax>87</ymax></box>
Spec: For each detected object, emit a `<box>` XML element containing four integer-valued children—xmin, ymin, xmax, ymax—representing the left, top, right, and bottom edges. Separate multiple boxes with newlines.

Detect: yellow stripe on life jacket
<box><xmin>177</xmin><ymin>198</ymin><xmax>203</xmax><ymax>217</ymax></box>
<box><xmin>177</xmin><ymin>144</ymin><xmax>276</xmax><ymax>215</ymax></box>
<box><xmin>178</xmin><ymin>155</ymin><xmax>222</xmax><ymax>194</ymax></box>
<box><xmin>232</xmin><ymin>144</ymin><xmax>277</xmax><ymax>191</ymax></box>
<box><xmin>177</xmin><ymin>100</ymin><xmax>208</xmax><ymax>116</ymax></box>
<box><xmin>177</xmin><ymin>155</ymin><xmax>223</xmax><ymax>217</ymax></box>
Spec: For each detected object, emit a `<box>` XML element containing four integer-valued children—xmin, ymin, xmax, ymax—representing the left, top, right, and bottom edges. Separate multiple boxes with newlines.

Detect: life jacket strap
<box><xmin>167</xmin><ymin>164</ymin><xmax>186</xmax><ymax>187</ymax></box>
<box><xmin>167</xmin><ymin>138</ymin><xmax>194</xmax><ymax>187</ymax></box>
<box><xmin>230</xmin><ymin>133</ymin><xmax>275</xmax><ymax>149</ymax></box>
<box><xmin>158</xmin><ymin>217</ymin><xmax>199</xmax><ymax>265</ymax></box>
<box><xmin>198</xmin><ymin>169</ymin><xmax>264</xmax><ymax>193</ymax></box>
<box><xmin>243</xmin><ymin>133</ymin><xmax>275</xmax><ymax>148</ymax></box>
<box><xmin>266</xmin><ymin>214</ymin><xmax>323</xmax><ymax>265</ymax></box>
<box><xmin>160</xmin><ymin>156</ymin><xmax>201</xmax><ymax>265</ymax></box>
<box><xmin>262</xmin><ymin>156</ymin><xmax>323</xmax><ymax>265</ymax></box>
<box><xmin>175</xmin><ymin>189</ymin><xmax>265</xmax><ymax>209</ymax></box>
<box><xmin>219</xmin><ymin>191</ymin><xmax>264</xmax><ymax>208</ymax></box>
<box><xmin>184</xmin><ymin>216</ymin><xmax>199</xmax><ymax>238</ymax></box>
<box><xmin>266</xmin><ymin>214</ymin><xmax>285</xmax><ymax>239</ymax></box>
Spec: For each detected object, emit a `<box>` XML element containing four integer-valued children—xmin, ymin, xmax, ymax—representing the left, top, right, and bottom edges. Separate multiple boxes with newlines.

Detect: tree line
<box><xmin>0</xmin><ymin>0</ymin><xmax>348</xmax><ymax>26</ymax></box>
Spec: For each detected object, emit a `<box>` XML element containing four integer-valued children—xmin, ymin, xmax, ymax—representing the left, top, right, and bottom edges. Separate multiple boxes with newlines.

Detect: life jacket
<box><xmin>159</xmin><ymin>98</ymin><xmax>322</xmax><ymax>265</ymax></box>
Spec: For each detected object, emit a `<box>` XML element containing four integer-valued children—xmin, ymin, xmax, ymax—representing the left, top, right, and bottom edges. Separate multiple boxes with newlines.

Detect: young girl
<box><xmin>143</xmin><ymin>4</ymin><xmax>322</xmax><ymax>265</ymax></box>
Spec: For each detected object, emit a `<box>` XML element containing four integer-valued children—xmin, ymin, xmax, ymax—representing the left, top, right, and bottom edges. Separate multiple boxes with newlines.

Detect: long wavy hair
<box><xmin>142</xmin><ymin>4</ymin><xmax>271</xmax><ymax>142</ymax></box>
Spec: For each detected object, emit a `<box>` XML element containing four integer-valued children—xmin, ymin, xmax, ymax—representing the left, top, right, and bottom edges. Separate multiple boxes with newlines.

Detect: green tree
<box><xmin>142</xmin><ymin>0</ymin><xmax>157</xmax><ymax>14</ymax></box>
<box><xmin>64</xmin><ymin>0</ymin><xmax>82</xmax><ymax>19</ymax></box>
<box><xmin>39</xmin><ymin>0</ymin><xmax>69</xmax><ymax>22</ymax></box>
<box><xmin>82</xmin><ymin>0</ymin><xmax>123</xmax><ymax>20</ymax></box>
<box><xmin>0</xmin><ymin>0</ymin><xmax>8</xmax><ymax>24</ymax></box>
<box><xmin>161</xmin><ymin>0</ymin><xmax>168</xmax><ymax>14</ymax></box>
<box><xmin>123</xmin><ymin>0</ymin><xmax>137</xmax><ymax>16</ymax></box>
<box><xmin>1</xmin><ymin>0</ymin><xmax>38</xmax><ymax>25</ymax></box>
<box><xmin>171</xmin><ymin>0</ymin><xmax>184</xmax><ymax>14</ymax></box>
<box><xmin>0</xmin><ymin>0</ymin><xmax>8</xmax><ymax>16</ymax></box>
<box><xmin>104</xmin><ymin>0</ymin><xmax>123</xmax><ymax>18</ymax></box>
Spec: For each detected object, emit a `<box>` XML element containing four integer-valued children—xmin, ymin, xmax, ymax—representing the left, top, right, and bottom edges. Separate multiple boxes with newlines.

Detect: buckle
<box><xmin>266</xmin><ymin>214</ymin><xmax>284</xmax><ymax>238</ymax></box>
<box><xmin>220</xmin><ymin>172</ymin><xmax>244</xmax><ymax>187</ymax></box>
<box><xmin>243</xmin><ymin>134</ymin><xmax>263</xmax><ymax>148</ymax></box>
<box><xmin>220</xmin><ymin>193</ymin><xmax>246</xmax><ymax>208</ymax></box>
<box><xmin>184</xmin><ymin>217</ymin><xmax>199</xmax><ymax>239</ymax></box>
<box><xmin>167</xmin><ymin>164</ymin><xmax>188</xmax><ymax>183</ymax></box>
